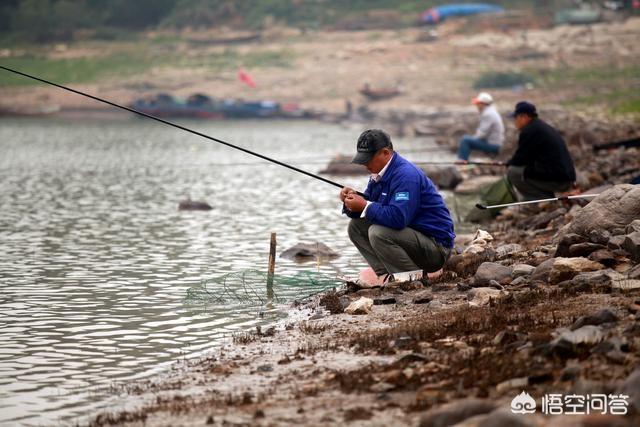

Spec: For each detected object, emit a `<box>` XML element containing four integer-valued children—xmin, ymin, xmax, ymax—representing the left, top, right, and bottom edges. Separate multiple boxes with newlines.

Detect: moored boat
<box><xmin>129</xmin><ymin>93</ymin><xmax>317</xmax><ymax>120</ymax></box>
<box><xmin>129</xmin><ymin>93</ymin><xmax>224</xmax><ymax>119</ymax></box>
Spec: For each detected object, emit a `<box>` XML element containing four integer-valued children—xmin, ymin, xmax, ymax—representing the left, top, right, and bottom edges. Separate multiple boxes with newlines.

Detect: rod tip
<box><xmin>475</xmin><ymin>203</ymin><xmax>487</xmax><ymax>210</ymax></box>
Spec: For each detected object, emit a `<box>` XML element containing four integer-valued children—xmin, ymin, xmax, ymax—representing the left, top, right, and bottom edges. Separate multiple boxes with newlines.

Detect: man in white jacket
<box><xmin>456</xmin><ymin>92</ymin><xmax>505</xmax><ymax>161</ymax></box>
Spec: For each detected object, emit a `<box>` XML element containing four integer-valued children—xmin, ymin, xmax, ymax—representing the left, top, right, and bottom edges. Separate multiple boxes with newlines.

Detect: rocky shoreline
<box><xmin>88</xmin><ymin>182</ymin><xmax>640</xmax><ymax>427</ymax></box>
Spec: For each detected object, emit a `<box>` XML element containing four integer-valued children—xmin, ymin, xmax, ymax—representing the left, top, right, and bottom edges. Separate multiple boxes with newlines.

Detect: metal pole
<box><xmin>266</xmin><ymin>233</ymin><xmax>276</xmax><ymax>300</ymax></box>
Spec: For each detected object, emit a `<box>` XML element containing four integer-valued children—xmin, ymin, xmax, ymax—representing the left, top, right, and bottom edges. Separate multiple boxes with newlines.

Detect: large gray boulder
<box><xmin>559</xmin><ymin>184</ymin><xmax>640</xmax><ymax>240</ymax></box>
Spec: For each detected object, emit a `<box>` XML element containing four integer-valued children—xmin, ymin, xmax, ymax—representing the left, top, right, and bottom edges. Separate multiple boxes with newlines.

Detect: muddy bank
<box><xmin>89</xmin><ymin>286</ymin><xmax>640</xmax><ymax>426</ymax></box>
<box><xmin>90</xmin><ymin>185</ymin><xmax>640</xmax><ymax>427</ymax></box>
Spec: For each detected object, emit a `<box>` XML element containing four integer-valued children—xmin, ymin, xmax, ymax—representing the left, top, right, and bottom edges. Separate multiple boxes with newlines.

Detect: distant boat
<box><xmin>129</xmin><ymin>93</ymin><xmax>224</xmax><ymax>119</ymax></box>
<box><xmin>420</xmin><ymin>3</ymin><xmax>505</xmax><ymax>24</ymax></box>
<box><xmin>129</xmin><ymin>93</ymin><xmax>315</xmax><ymax>120</ymax></box>
<box><xmin>554</xmin><ymin>8</ymin><xmax>601</xmax><ymax>25</ymax></box>
<box><xmin>219</xmin><ymin>99</ymin><xmax>280</xmax><ymax>118</ymax></box>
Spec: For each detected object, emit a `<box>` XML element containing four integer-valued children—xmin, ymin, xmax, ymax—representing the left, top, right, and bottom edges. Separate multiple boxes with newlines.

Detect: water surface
<box><xmin>0</xmin><ymin>117</ymin><xmax>459</xmax><ymax>425</ymax></box>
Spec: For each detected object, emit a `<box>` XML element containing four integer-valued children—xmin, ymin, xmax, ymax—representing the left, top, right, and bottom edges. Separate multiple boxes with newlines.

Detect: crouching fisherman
<box><xmin>340</xmin><ymin>129</ymin><xmax>455</xmax><ymax>283</ymax></box>
<box><xmin>506</xmin><ymin>101</ymin><xmax>576</xmax><ymax>201</ymax></box>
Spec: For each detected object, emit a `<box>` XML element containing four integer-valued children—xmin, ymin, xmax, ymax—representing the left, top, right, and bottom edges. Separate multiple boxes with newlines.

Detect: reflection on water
<box><xmin>0</xmin><ymin>118</ymin><xmax>460</xmax><ymax>425</ymax></box>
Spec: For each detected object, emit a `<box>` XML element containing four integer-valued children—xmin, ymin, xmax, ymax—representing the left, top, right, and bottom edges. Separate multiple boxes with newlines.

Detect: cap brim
<box><xmin>471</xmin><ymin>98</ymin><xmax>481</xmax><ymax>105</ymax></box>
<box><xmin>508</xmin><ymin>111</ymin><xmax>517</xmax><ymax>118</ymax></box>
<box><xmin>351</xmin><ymin>151</ymin><xmax>374</xmax><ymax>165</ymax></box>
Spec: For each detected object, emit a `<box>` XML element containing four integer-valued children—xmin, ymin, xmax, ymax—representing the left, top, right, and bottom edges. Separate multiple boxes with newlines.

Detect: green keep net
<box><xmin>185</xmin><ymin>269</ymin><xmax>343</xmax><ymax>306</ymax></box>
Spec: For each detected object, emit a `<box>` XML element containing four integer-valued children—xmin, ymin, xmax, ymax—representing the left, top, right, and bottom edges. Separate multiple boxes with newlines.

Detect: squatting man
<box><xmin>340</xmin><ymin>129</ymin><xmax>455</xmax><ymax>285</ymax></box>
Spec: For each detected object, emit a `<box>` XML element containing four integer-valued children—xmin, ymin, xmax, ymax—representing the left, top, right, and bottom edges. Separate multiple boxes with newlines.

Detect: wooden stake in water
<box><xmin>267</xmin><ymin>233</ymin><xmax>276</xmax><ymax>300</ymax></box>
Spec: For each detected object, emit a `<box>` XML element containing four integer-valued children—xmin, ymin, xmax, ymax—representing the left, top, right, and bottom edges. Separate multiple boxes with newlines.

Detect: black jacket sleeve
<box><xmin>507</xmin><ymin>126</ymin><xmax>534</xmax><ymax>166</ymax></box>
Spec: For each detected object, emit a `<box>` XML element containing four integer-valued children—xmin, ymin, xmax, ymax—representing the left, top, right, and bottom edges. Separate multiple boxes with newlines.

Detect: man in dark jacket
<box><xmin>340</xmin><ymin>129</ymin><xmax>455</xmax><ymax>282</ymax></box>
<box><xmin>506</xmin><ymin>102</ymin><xmax>576</xmax><ymax>200</ymax></box>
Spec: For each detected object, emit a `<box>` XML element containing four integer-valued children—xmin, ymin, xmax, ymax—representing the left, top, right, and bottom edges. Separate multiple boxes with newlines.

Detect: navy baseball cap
<box><xmin>351</xmin><ymin>129</ymin><xmax>393</xmax><ymax>165</ymax></box>
<box><xmin>509</xmin><ymin>101</ymin><xmax>537</xmax><ymax>118</ymax></box>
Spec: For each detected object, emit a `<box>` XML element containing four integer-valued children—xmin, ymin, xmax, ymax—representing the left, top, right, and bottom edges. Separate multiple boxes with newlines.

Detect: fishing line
<box><xmin>0</xmin><ymin>65</ymin><xmax>360</xmax><ymax>194</ymax></box>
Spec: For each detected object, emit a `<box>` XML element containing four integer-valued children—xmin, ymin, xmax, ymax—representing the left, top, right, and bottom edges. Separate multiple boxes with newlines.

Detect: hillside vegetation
<box><xmin>0</xmin><ymin>0</ymin><xmax>560</xmax><ymax>43</ymax></box>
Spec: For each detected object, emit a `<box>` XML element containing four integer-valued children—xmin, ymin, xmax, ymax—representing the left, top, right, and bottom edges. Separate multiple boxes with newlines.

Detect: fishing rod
<box><xmin>0</xmin><ymin>65</ymin><xmax>363</xmax><ymax>195</ymax></box>
<box><xmin>475</xmin><ymin>194</ymin><xmax>599</xmax><ymax>210</ymax></box>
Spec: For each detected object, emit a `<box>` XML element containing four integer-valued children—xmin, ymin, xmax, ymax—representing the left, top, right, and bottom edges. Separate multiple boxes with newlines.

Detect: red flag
<box><xmin>238</xmin><ymin>68</ymin><xmax>256</xmax><ymax>88</ymax></box>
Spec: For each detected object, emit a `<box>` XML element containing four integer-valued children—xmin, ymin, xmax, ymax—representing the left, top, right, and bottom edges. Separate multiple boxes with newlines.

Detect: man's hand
<box><xmin>339</xmin><ymin>186</ymin><xmax>356</xmax><ymax>202</ymax></box>
<box><xmin>344</xmin><ymin>193</ymin><xmax>367</xmax><ymax>213</ymax></box>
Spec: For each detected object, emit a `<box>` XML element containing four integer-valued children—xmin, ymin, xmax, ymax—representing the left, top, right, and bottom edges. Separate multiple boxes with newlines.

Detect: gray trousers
<box><xmin>348</xmin><ymin>218</ymin><xmax>450</xmax><ymax>276</ymax></box>
<box><xmin>507</xmin><ymin>166</ymin><xmax>572</xmax><ymax>201</ymax></box>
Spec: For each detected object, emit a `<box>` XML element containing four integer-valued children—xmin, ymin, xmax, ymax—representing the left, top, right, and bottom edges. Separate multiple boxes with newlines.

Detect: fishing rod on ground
<box><xmin>0</xmin><ymin>65</ymin><xmax>365</xmax><ymax>196</ymax></box>
<box><xmin>475</xmin><ymin>194</ymin><xmax>599</xmax><ymax>210</ymax></box>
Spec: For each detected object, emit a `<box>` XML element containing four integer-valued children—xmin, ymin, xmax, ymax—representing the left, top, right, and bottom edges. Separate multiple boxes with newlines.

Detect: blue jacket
<box><xmin>344</xmin><ymin>153</ymin><xmax>455</xmax><ymax>248</ymax></box>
